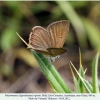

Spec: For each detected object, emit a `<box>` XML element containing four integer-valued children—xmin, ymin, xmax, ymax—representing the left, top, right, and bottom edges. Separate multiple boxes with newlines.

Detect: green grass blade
<box><xmin>78</xmin><ymin>48</ymin><xmax>86</xmax><ymax>92</ymax></box>
<box><xmin>70</xmin><ymin>66</ymin><xmax>81</xmax><ymax>93</ymax></box>
<box><xmin>92</xmin><ymin>51</ymin><xmax>100</xmax><ymax>93</ymax></box>
<box><xmin>30</xmin><ymin>49</ymin><xmax>72</xmax><ymax>93</ymax></box>
<box><xmin>77</xmin><ymin>67</ymin><xmax>86</xmax><ymax>93</ymax></box>
<box><xmin>84</xmin><ymin>80</ymin><xmax>93</xmax><ymax>92</ymax></box>
<box><xmin>70</xmin><ymin>61</ymin><xmax>92</xmax><ymax>93</ymax></box>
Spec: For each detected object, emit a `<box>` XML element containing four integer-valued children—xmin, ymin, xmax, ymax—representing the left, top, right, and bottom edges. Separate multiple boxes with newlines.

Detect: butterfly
<box><xmin>28</xmin><ymin>20</ymin><xmax>70</xmax><ymax>60</ymax></box>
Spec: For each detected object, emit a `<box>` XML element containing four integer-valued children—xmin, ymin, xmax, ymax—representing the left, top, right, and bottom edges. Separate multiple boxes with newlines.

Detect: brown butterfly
<box><xmin>28</xmin><ymin>20</ymin><xmax>70</xmax><ymax>58</ymax></box>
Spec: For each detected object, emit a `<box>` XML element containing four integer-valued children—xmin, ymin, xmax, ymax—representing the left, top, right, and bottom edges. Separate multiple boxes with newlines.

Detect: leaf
<box><xmin>92</xmin><ymin>50</ymin><xmax>100</xmax><ymax>93</ymax></box>
<box><xmin>70</xmin><ymin>65</ymin><xmax>81</xmax><ymax>93</ymax></box>
<box><xmin>31</xmin><ymin>49</ymin><xmax>72</xmax><ymax>93</ymax></box>
<box><xmin>70</xmin><ymin>61</ymin><xmax>92</xmax><ymax>93</ymax></box>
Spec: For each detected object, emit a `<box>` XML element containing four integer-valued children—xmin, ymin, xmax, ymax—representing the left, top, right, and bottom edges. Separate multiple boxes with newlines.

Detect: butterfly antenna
<box><xmin>16</xmin><ymin>32</ymin><xmax>29</xmax><ymax>47</ymax></box>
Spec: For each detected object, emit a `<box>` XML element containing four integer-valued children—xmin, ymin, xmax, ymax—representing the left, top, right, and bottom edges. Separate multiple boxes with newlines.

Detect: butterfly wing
<box><xmin>47</xmin><ymin>48</ymin><xmax>67</xmax><ymax>56</ymax></box>
<box><xmin>28</xmin><ymin>20</ymin><xmax>70</xmax><ymax>56</ymax></box>
<box><xmin>47</xmin><ymin>20</ymin><xmax>70</xmax><ymax>48</ymax></box>
<box><xmin>28</xmin><ymin>26</ymin><xmax>51</xmax><ymax>52</ymax></box>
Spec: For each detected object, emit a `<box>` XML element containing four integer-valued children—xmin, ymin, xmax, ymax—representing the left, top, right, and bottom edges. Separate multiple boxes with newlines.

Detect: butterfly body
<box><xmin>28</xmin><ymin>20</ymin><xmax>70</xmax><ymax>58</ymax></box>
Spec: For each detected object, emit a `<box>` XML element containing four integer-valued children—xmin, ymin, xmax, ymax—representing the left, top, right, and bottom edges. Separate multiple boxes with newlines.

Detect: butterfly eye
<box><xmin>56</xmin><ymin>55</ymin><xmax>60</xmax><ymax>59</ymax></box>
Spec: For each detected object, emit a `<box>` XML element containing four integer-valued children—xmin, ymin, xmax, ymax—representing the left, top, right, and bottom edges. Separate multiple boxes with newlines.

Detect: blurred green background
<box><xmin>0</xmin><ymin>1</ymin><xmax>100</xmax><ymax>93</ymax></box>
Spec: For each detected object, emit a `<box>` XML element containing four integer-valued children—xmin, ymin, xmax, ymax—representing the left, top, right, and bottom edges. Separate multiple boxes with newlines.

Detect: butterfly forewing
<box><xmin>47</xmin><ymin>20</ymin><xmax>70</xmax><ymax>48</ymax></box>
<box><xmin>29</xmin><ymin>26</ymin><xmax>51</xmax><ymax>52</ymax></box>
